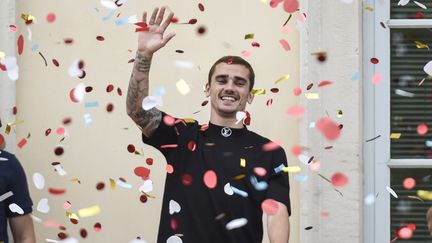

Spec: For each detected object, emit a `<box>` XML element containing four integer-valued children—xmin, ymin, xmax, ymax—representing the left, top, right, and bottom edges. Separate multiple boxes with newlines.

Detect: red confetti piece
<box><xmin>287</xmin><ymin>105</ymin><xmax>305</xmax><ymax>116</ymax></box>
<box><xmin>415</xmin><ymin>12</ymin><xmax>424</xmax><ymax>19</ymax></box>
<box><xmin>370</xmin><ymin>57</ymin><xmax>379</xmax><ymax>64</ymax></box>
<box><xmin>318</xmin><ymin>80</ymin><xmax>333</xmax><ymax>87</ymax></box>
<box><xmin>146</xmin><ymin>158</ymin><xmax>153</xmax><ymax>165</ymax></box>
<box><xmin>417</xmin><ymin>123</ymin><xmax>428</xmax><ymax>135</ymax></box>
<box><xmin>187</xmin><ymin>140</ymin><xmax>196</xmax><ymax>151</ymax></box>
<box><xmin>203</xmin><ymin>170</ymin><xmax>217</xmax><ymax>189</ymax></box>
<box><xmin>160</xmin><ymin>144</ymin><xmax>178</xmax><ymax>148</ymax></box>
<box><xmin>291</xmin><ymin>145</ymin><xmax>302</xmax><ymax>156</ymax></box>
<box><xmin>134</xmin><ymin>22</ymin><xmax>150</xmax><ymax>32</ymax></box>
<box><xmin>197</xmin><ymin>26</ymin><xmax>206</xmax><ymax>35</ymax></box>
<box><xmin>198</xmin><ymin>3</ymin><xmax>205</xmax><ymax>11</ymax></box>
<box><xmin>69</xmin><ymin>88</ymin><xmax>79</xmax><ymax>103</ymax></box>
<box><xmin>117</xmin><ymin>87</ymin><xmax>122</xmax><ymax>96</ymax></box>
<box><xmin>407</xmin><ymin>223</ymin><xmax>416</xmax><ymax>231</ymax></box>
<box><xmin>63</xmin><ymin>117</ymin><xmax>72</xmax><ymax>125</ymax></box>
<box><xmin>94</xmin><ymin>223</ymin><xmax>102</xmax><ymax>232</ymax></box>
<box><xmin>106</xmin><ymin>103</ymin><xmax>114</xmax><ymax>112</ymax></box>
<box><xmin>49</xmin><ymin>188</ymin><xmax>66</xmax><ymax>195</ymax></box>
<box><xmin>317</xmin><ymin>54</ymin><xmax>326</xmax><ymax>62</ymax></box>
<box><xmin>244</xmin><ymin>111</ymin><xmax>251</xmax><ymax>126</ymax></box>
<box><xmin>163</xmin><ymin>115</ymin><xmax>176</xmax><ymax>126</ymax></box>
<box><xmin>52</xmin><ymin>59</ymin><xmax>59</xmax><ymax>67</ymax></box>
<box><xmin>106</xmin><ymin>84</ymin><xmax>114</xmax><ymax>92</ymax></box>
<box><xmin>306</xmin><ymin>83</ymin><xmax>313</xmax><ymax>90</ymax></box>
<box><xmin>266</xmin><ymin>99</ymin><xmax>273</xmax><ymax>106</ymax></box>
<box><xmin>0</xmin><ymin>134</ymin><xmax>4</xmax><ymax>147</ymax></box>
<box><xmin>279</xmin><ymin>39</ymin><xmax>291</xmax><ymax>51</ymax></box>
<box><xmin>134</xmin><ymin>166</ymin><xmax>150</xmax><ymax>180</ymax></box>
<box><xmin>175</xmin><ymin>50</ymin><xmax>184</xmax><ymax>53</ymax></box>
<box><xmin>96</xmin><ymin>182</ymin><xmax>105</xmax><ymax>190</ymax></box>
<box><xmin>330</xmin><ymin>172</ymin><xmax>348</xmax><ymax>188</ymax></box>
<box><xmin>140</xmin><ymin>194</ymin><xmax>148</xmax><ymax>203</ymax></box>
<box><xmin>0</xmin><ymin>63</ymin><xmax>6</xmax><ymax>71</ymax></box>
<box><xmin>17</xmin><ymin>35</ymin><xmax>24</xmax><ymax>55</ymax></box>
<box><xmin>170</xmin><ymin>17</ymin><xmax>178</xmax><ymax>23</ymax></box>
<box><xmin>17</xmin><ymin>138</ymin><xmax>27</xmax><ymax>148</ymax></box>
<box><xmin>283</xmin><ymin>0</ymin><xmax>299</xmax><ymax>13</ymax></box>
<box><xmin>182</xmin><ymin>173</ymin><xmax>193</xmax><ymax>185</ymax></box>
<box><xmin>127</xmin><ymin>144</ymin><xmax>135</xmax><ymax>153</ymax></box>
<box><xmin>96</xmin><ymin>36</ymin><xmax>105</xmax><ymax>41</ymax></box>
<box><xmin>380</xmin><ymin>22</ymin><xmax>386</xmax><ymax>29</ymax></box>
<box><xmin>269</xmin><ymin>0</ymin><xmax>284</xmax><ymax>8</ymax></box>
<box><xmin>12</xmin><ymin>106</ymin><xmax>17</xmax><ymax>115</ymax></box>
<box><xmin>171</xmin><ymin>218</ymin><xmax>178</xmax><ymax>230</ymax></box>
<box><xmin>403</xmin><ymin>177</ymin><xmax>416</xmax><ymax>189</ymax></box>
<box><xmin>201</xmin><ymin>100</ymin><xmax>209</xmax><ymax>106</ymax></box>
<box><xmin>270</xmin><ymin>88</ymin><xmax>279</xmax><ymax>93</ymax></box>
<box><xmin>262</xmin><ymin>140</ymin><xmax>282</xmax><ymax>151</ymax></box>
<box><xmin>188</xmin><ymin>19</ymin><xmax>197</xmax><ymax>24</ymax></box>
<box><xmin>85</xmin><ymin>86</ymin><xmax>93</xmax><ymax>92</ymax></box>
<box><xmin>80</xmin><ymin>229</ymin><xmax>88</xmax><ymax>238</ymax></box>
<box><xmin>54</xmin><ymin>146</ymin><xmax>64</xmax><ymax>156</ymax></box>
<box><xmin>261</xmin><ymin>199</ymin><xmax>279</xmax><ymax>215</ymax></box>
<box><xmin>46</xmin><ymin>13</ymin><xmax>56</xmax><ymax>23</ymax></box>
<box><xmin>166</xmin><ymin>164</ymin><xmax>174</xmax><ymax>174</ymax></box>
<box><xmin>316</xmin><ymin>117</ymin><xmax>341</xmax><ymax>140</ymax></box>
<box><xmin>64</xmin><ymin>38</ymin><xmax>74</xmax><ymax>45</ymax></box>
<box><xmin>70</xmin><ymin>218</ymin><xmax>78</xmax><ymax>224</ymax></box>
<box><xmin>8</xmin><ymin>25</ymin><xmax>17</xmax><ymax>32</ymax></box>
<box><xmin>251</xmin><ymin>42</ymin><xmax>260</xmax><ymax>47</ymax></box>
<box><xmin>398</xmin><ymin>227</ymin><xmax>413</xmax><ymax>239</ymax></box>
<box><xmin>293</xmin><ymin>87</ymin><xmax>302</xmax><ymax>96</ymax></box>
<box><xmin>58</xmin><ymin>232</ymin><xmax>68</xmax><ymax>239</ymax></box>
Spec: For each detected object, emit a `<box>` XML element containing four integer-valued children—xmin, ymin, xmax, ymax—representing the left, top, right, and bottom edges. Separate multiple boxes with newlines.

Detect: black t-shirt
<box><xmin>0</xmin><ymin>150</ymin><xmax>33</xmax><ymax>243</ymax></box>
<box><xmin>142</xmin><ymin>112</ymin><xmax>291</xmax><ymax>243</ymax></box>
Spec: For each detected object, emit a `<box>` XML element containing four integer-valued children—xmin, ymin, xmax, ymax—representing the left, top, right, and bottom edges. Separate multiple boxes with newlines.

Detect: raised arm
<box><xmin>126</xmin><ymin>7</ymin><xmax>176</xmax><ymax>137</ymax></box>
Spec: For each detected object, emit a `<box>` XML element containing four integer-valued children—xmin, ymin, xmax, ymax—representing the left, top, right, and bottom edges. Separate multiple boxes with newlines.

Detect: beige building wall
<box><xmin>6</xmin><ymin>0</ymin><xmax>300</xmax><ymax>242</ymax></box>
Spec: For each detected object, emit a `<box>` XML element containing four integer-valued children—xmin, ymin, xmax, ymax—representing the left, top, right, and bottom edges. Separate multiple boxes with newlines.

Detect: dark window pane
<box><xmin>390</xmin><ymin>28</ymin><xmax>432</xmax><ymax>159</ymax></box>
<box><xmin>391</xmin><ymin>0</ymin><xmax>432</xmax><ymax>19</ymax></box>
<box><xmin>391</xmin><ymin>168</ymin><xmax>432</xmax><ymax>242</ymax></box>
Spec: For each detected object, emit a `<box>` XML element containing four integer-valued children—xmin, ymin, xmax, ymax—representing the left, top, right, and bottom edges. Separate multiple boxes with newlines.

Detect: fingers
<box><xmin>160</xmin><ymin>12</ymin><xmax>174</xmax><ymax>32</ymax></box>
<box><xmin>142</xmin><ymin>11</ymin><xmax>147</xmax><ymax>23</ymax></box>
<box><xmin>149</xmin><ymin>7</ymin><xmax>159</xmax><ymax>25</ymax></box>
<box><xmin>155</xmin><ymin>7</ymin><xmax>166</xmax><ymax>25</ymax></box>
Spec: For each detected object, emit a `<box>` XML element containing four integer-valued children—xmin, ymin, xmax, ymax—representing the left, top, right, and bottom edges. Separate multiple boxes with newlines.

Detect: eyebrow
<box><xmin>215</xmin><ymin>74</ymin><xmax>248</xmax><ymax>82</ymax></box>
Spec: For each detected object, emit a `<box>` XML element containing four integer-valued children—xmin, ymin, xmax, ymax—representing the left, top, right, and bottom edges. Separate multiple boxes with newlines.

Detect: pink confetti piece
<box><xmin>284</xmin><ymin>0</ymin><xmax>299</xmax><ymax>13</ymax></box>
<box><xmin>160</xmin><ymin>144</ymin><xmax>178</xmax><ymax>148</ymax></box>
<box><xmin>203</xmin><ymin>170</ymin><xmax>217</xmax><ymax>189</ymax></box>
<box><xmin>417</xmin><ymin>123</ymin><xmax>428</xmax><ymax>135</ymax></box>
<box><xmin>241</xmin><ymin>50</ymin><xmax>251</xmax><ymax>58</ymax></box>
<box><xmin>398</xmin><ymin>227</ymin><xmax>413</xmax><ymax>239</ymax></box>
<box><xmin>56</xmin><ymin>127</ymin><xmax>65</xmax><ymax>135</ymax></box>
<box><xmin>254</xmin><ymin>167</ymin><xmax>267</xmax><ymax>176</ymax></box>
<box><xmin>287</xmin><ymin>105</ymin><xmax>304</xmax><ymax>116</ymax></box>
<box><xmin>279</xmin><ymin>39</ymin><xmax>291</xmax><ymax>51</ymax></box>
<box><xmin>293</xmin><ymin>87</ymin><xmax>302</xmax><ymax>96</ymax></box>
<box><xmin>316</xmin><ymin>117</ymin><xmax>341</xmax><ymax>140</ymax></box>
<box><xmin>318</xmin><ymin>80</ymin><xmax>333</xmax><ymax>87</ymax></box>
<box><xmin>331</xmin><ymin>172</ymin><xmax>348</xmax><ymax>188</ymax></box>
<box><xmin>262</xmin><ymin>140</ymin><xmax>282</xmax><ymax>151</ymax></box>
<box><xmin>403</xmin><ymin>177</ymin><xmax>416</xmax><ymax>189</ymax></box>
<box><xmin>371</xmin><ymin>73</ymin><xmax>382</xmax><ymax>85</ymax></box>
<box><xmin>166</xmin><ymin>164</ymin><xmax>174</xmax><ymax>174</ymax></box>
<box><xmin>46</xmin><ymin>13</ymin><xmax>56</xmax><ymax>23</ymax></box>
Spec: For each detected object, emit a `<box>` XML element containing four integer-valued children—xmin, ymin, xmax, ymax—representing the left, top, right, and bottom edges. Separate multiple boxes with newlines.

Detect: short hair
<box><xmin>208</xmin><ymin>56</ymin><xmax>255</xmax><ymax>91</ymax></box>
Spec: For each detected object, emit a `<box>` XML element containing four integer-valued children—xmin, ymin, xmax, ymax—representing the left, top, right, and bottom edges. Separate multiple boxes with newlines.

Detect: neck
<box><xmin>209</xmin><ymin>111</ymin><xmax>244</xmax><ymax>129</ymax></box>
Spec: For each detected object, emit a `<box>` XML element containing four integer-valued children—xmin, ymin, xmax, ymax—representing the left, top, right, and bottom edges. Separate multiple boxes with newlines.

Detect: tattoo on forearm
<box><xmin>134</xmin><ymin>108</ymin><xmax>162</xmax><ymax>137</ymax></box>
<box><xmin>135</xmin><ymin>52</ymin><xmax>151</xmax><ymax>73</ymax></box>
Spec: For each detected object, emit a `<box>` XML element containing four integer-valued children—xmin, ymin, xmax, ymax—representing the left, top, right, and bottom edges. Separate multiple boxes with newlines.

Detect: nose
<box><xmin>224</xmin><ymin>79</ymin><xmax>236</xmax><ymax>91</ymax></box>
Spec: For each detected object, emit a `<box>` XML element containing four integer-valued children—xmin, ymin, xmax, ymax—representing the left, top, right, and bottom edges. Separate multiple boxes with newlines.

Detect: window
<box><xmin>365</xmin><ymin>0</ymin><xmax>432</xmax><ymax>242</ymax></box>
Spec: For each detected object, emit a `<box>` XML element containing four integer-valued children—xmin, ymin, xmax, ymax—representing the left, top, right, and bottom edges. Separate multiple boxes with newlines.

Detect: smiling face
<box><xmin>205</xmin><ymin>62</ymin><xmax>254</xmax><ymax>120</ymax></box>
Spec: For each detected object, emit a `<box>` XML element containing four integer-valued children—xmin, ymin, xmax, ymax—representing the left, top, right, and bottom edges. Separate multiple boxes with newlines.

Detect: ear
<box><xmin>204</xmin><ymin>83</ymin><xmax>210</xmax><ymax>98</ymax></box>
<box><xmin>247</xmin><ymin>92</ymin><xmax>254</xmax><ymax>104</ymax></box>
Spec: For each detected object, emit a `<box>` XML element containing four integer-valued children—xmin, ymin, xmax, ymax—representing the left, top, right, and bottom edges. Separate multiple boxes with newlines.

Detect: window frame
<box><xmin>364</xmin><ymin>1</ymin><xmax>432</xmax><ymax>242</ymax></box>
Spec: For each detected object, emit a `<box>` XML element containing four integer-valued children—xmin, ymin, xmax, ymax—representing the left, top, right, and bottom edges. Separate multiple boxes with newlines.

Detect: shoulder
<box><xmin>0</xmin><ymin>150</ymin><xmax>25</xmax><ymax>174</ymax></box>
<box><xmin>245</xmin><ymin>130</ymin><xmax>287</xmax><ymax>155</ymax></box>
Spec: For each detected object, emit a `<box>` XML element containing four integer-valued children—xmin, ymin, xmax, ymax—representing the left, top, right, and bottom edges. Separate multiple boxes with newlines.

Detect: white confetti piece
<box><xmin>169</xmin><ymin>199</ymin><xmax>181</xmax><ymax>215</ymax></box>
<box><xmin>176</xmin><ymin>79</ymin><xmax>191</xmax><ymax>95</ymax></box>
<box><xmin>59</xmin><ymin>237</ymin><xmax>79</xmax><ymax>243</ymax></box>
<box><xmin>33</xmin><ymin>172</ymin><xmax>45</xmax><ymax>190</ymax></box>
<box><xmin>139</xmin><ymin>179</ymin><xmax>153</xmax><ymax>193</ymax></box>
<box><xmin>298</xmin><ymin>154</ymin><xmax>311</xmax><ymax>165</ymax></box>
<box><xmin>37</xmin><ymin>198</ymin><xmax>50</xmax><ymax>213</ymax></box>
<box><xmin>100</xmin><ymin>0</ymin><xmax>118</xmax><ymax>9</ymax></box>
<box><xmin>166</xmin><ymin>235</ymin><xmax>182</xmax><ymax>243</ymax></box>
<box><xmin>116</xmin><ymin>180</ymin><xmax>132</xmax><ymax>189</ymax></box>
<box><xmin>386</xmin><ymin>186</ymin><xmax>398</xmax><ymax>198</ymax></box>
<box><xmin>364</xmin><ymin>194</ymin><xmax>375</xmax><ymax>205</ymax></box>
<box><xmin>174</xmin><ymin>60</ymin><xmax>195</xmax><ymax>69</ymax></box>
<box><xmin>84</xmin><ymin>113</ymin><xmax>92</xmax><ymax>126</ymax></box>
<box><xmin>423</xmin><ymin>60</ymin><xmax>432</xmax><ymax>76</ymax></box>
<box><xmin>142</xmin><ymin>95</ymin><xmax>163</xmax><ymax>111</ymax></box>
<box><xmin>53</xmin><ymin>164</ymin><xmax>67</xmax><ymax>176</ymax></box>
<box><xmin>1</xmin><ymin>56</ymin><xmax>19</xmax><ymax>81</ymax></box>
<box><xmin>9</xmin><ymin>203</ymin><xmax>24</xmax><ymax>215</ymax></box>
<box><xmin>398</xmin><ymin>0</ymin><xmax>410</xmax><ymax>6</ymax></box>
<box><xmin>414</xmin><ymin>1</ymin><xmax>427</xmax><ymax>9</ymax></box>
<box><xmin>235</xmin><ymin>111</ymin><xmax>246</xmax><ymax>124</ymax></box>
<box><xmin>224</xmin><ymin>183</ymin><xmax>234</xmax><ymax>195</ymax></box>
<box><xmin>226</xmin><ymin>218</ymin><xmax>248</xmax><ymax>230</ymax></box>
<box><xmin>395</xmin><ymin>89</ymin><xmax>414</xmax><ymax>97</ymax></box>
<box><xmin>129</xmin><ymin>240</ymin><xmax>147</xmax><ymax>243</ymax></box>
<box><xmin>0</xmin><ymin>191</ymin><xmax>13</xmax><ymax>202</ymax></box>
<box><xmin>68</xmin><ymin>60</ymin><xmax>84</xmax><ymax>78</ymax></box>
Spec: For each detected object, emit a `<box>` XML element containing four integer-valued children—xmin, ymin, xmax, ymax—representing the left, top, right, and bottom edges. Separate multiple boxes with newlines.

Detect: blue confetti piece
<box><xmin>115</xmin><ymin>16</ymin><xmax>130</xmax><ymax>26</ymax></box>
<box><xmin>231</xmin><ymin>186</ymin><xmax>248</xmax><ymax>197</ymax></box>
<box><xmin>250</xmin><ymin>176</ymin><xmax>268</xmax><ymax>191</ymax></box>
<box><xmin>84</xmin><ymin>101</ymin><xmax>99</xmax><ymax>108</ymax></box>
<box><xmin>31</xmin><ymin>44</ymin><xmax>39</xmax><ymax>52</ymax></box>
<box><xmin>294</xmin><ymin>175</ymin><xmax>309</xmax><ymax>182</ymax></box>
<box><xmin>116</xmin><ymin>180</ymin><xmax>132</xmax><ymax>189</ymax></box>
<box><xmin>84</xmin><ymin>113</ymin><xmax>92</xmax><ymax>126</ymax></box>
<box><xmin>351</xmin><ymin>71</ymin><xmax>360</xmax><ymax>81</ymax></box>
<box><xmin>154</xmin><ymin>86</ymin><xmax>166</xmax><ymax>97</ymax></box>
<box><xmin>274</xmin><ymin>164</ymin><xmax>285</xmax><ymax>173</ymax></box>
<box><xmin>102</xmin><ymin>11</ymin><xmax>114</xmax><ymax>21</ymax></box>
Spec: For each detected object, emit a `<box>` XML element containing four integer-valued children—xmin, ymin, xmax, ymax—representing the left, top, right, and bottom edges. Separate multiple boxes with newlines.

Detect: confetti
<box><xmin>116</xmin><ymin>179</ymin><xmax>132</xmax><ymax>189</ymax></box>
<box><xmin>283</xmin><ymin>0</ymin><xmax>299</xmax><ymax>13</ymax></box>
<box><xmin>236</xmin><ymin>111</ymin><xmax>246</xmax><ymax>124</ymax></box>
<box><xmin>251</xmin><ymin>89</ymin><xmax>266</xmax><ymax>95</ymax></box>
<box><xmin>197</xmin><ymin>25</ymin><xmax>206</xmax><ymax>35</ymax></box>
<box><xmin>176</xmin><ymin>79</ymin><xmax>191</xmax><ymax>95</ymax></box>
<box><xmin>244</xmin><ymin>33</ymin><xmax>254</xmax><ymax>39</ymax></box>
<box><xmin>203</xmin><ymin>170</ymin><xmax>217</xmax><ymax>189</ymax></box>
<box><xmin>287</xmin><ymin>105</ymin><xmax>304</xmax><ymax>116</ymax></box>
<box><xmin>316</xmin><ymin>117</ymin><xmax>341</xmax><ymax>140</ymax></box>
<box><xmin>37</xmin><ymin>198</ymin><xmax>50</xmax><ymax>213</ymax></box>
<box><xmin>231</xmin><ymin>186</ymin><xmax>248</xmax><ymax>197</ymax></box>
<box><xmin>78</xmin><ymin>205</ymin><xmax>101</xmax><ymax>218</ymax></box>
<box><xmin>198</xmin><ymin>3</ymin><xmax>205</xmax><ymax>11</ymax></box>
<box><xmin>398</xmin><ymin>227</ymin><xmax>413</xmax><ymax>239</ymax></box>
<box><xmin>169</xmin><ymin>200</ymin><xmax>181</xmax><ymax>215</ymax></box>
<box><xmin>415</xmin><ymin>41</ymin><xmax>429</xmax><ymax>49</ymax></box>
<box><xmin>403</xmin><ymin>177</ymin><xmax>416</xmax><ymax>189</ymax></box>
<box><xmin>390</xmin><ymin>133</ymin><xmax>401</xmax><ymax>139</ymax></box>
<box><xmin>395</xmin><ymin>89</ymin><xmax>414</xmax><ymax>97</ymax></box>
<box><xmin>275</xmin><ymin>75</ymin><xmax>290</xmax><ymax>84</ymax></box>
<box><xmin>9</xmin><ymin>203</ymin><xmax>24</xmax><ymax>214</ymax></box>
<box><xmin>305</xmin><ymin>93</ymin><xmax>319</xmax><ymax>99</ymax></box>
<box><xmin>250</xmin><ymin>176</ymin><xmax>268</xmax><ymax>190</ymax></box>
<box><xmin>17</xmin><ymin>138</ymin><xmax>27</xmax><ymax>148</ymax></box>
<box><xmin>17</xmin><ymin>35</ymin><xmax>24</xmax><ymax>55</ymax></box>
<box><xmin>226</xmin><ymin>218</ymin><xmax>248</xmax><ymax>230</ymax></box>
<box><xmin>397</xmin><ymin>0</ymin><xmax>409</xmax><ymax>6</ymax></box>
<box><xmin>46</xmin><ymin>13</ymin><xmax>56</xmax><ymax>23</ymax></box>
<box><xmin>424</xmin><ymin>61</ymin><xmax>432</xmax><ymax>76</ymax></box>
<box><xmin>0</xmin><ymin>56</ymin><xmax>19</xmax><ymax>80</ymax></box>
<box><xmin>240</xmin><ymin>158</ymin><xmax>246</xmax><ymax>168</ymax></box>
<box><xmin>417</xmin><ymin>190</ymin><xmax>432</xmax><ymax>200</ymax></box>
<box><xmin>261</xmin><ymin>199</ymin><xmax>279</xmax><ymax>215</ymax></box>
<box><xmin>293</xmin><ymin>87</ymin><xmax>302</xmax><ymax>96</ymax></box>
<box><xmin>224</xmin><ymin>183</ymin><xmax>234</xmax><ymax>195</ymax></box>
<box><xmin>386</xmin><ymin>186</ymin><xmax>398</xmax><ymax>198</ymax></box>
<box><xmin>279</xmin><ymin>39</ymin><xmax>291</xmax><ymax>51</ymax></box>
<box><xmin>94</xmin><ymin>222</ymin><xmax>102</xmax><ymax>232</ymax></box>
<box><xmin>416</xmin><ymin>123</ymin><xmax>428</xmax><ymax>135</ymax></box>
<box><xmin>371</xmin><ymin>73</ymin><xmax>382</xmax><ymax>85</ymax></box>
<box><xmin>139</xmin><ymin>179</ymin><xmax>153</xmax><ymax>193</ymax></box>
<box><xmin>331</xmin><ymin>172</ymin><xmax>348</xmax><ymax>188</ymax></box>
<box><xmin>48</xmin><ymin>188</ymin><xmax>66</xmax><ymax>195</ymax></box>
<box><xmin>100</xmin><ymin>0</ymin><xmax>118</xmax><ymax>9</ymax></box>
<box><xmin>142</xmin><ymin>95</ymin><xmax>163</xmax><ymax>111</ymax></box>
<box><xmin>0</xmin><ymin>191</ymin><xmax>13</xmax><ymax>202</ymax></box>
<box><xmin>166</xmin><ymin>235</ymin><xmax>182</xmax><ymax>243</ymax></box>
<box><xmin>294</xmin><ymin>175</ymin><xmax>308</xmax><ymax>182</ymax></box>
<box><xmin>263</xmin><ymin>140</ymin><xmax>282</xmax><ymax>151</ymax></box>
<box><xmin>414</xmin><ymin>1</ymin><xmax>427</xmax><ymax>9</ymax></box>
<box><xmin>283</xmin><ymin>166</ymin><xmax>301</xmax><ymax>173</ymax></box>
<box><xmin>318</xmin><ymin>80</ymin><xmax>333</xmax><ymax>87</ymax></box>
<box><xmin>364</xmin><ymin>194</ymin><xmax>375</xmax><ymax>205</ymax></box>
<box><xmin>134</xmin><ymin>166</ymin><xmax>150</xmax><ymax>180</ymax></box>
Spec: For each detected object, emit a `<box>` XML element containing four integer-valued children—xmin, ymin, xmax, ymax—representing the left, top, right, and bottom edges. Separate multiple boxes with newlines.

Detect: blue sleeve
<box><xmin>5</xmin><ymin>154</ymin><xmax>33</xmax><ymax>217</ymax></box>
<box><xmin>266</xmin><ymin>148</ymin><xmax>291</xmax><ymax>216</ymax></box>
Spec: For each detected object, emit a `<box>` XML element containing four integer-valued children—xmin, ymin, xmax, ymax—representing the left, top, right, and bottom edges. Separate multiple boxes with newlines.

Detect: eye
<box><xmin>235</xmin><ymin>80</ymin><xmax>246</xmax><ymax>86</ymax></box>
<box><xmin>216</xmin><ymin>78</ymin><xmax>227</xmax><ymax>84</ymax></box>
